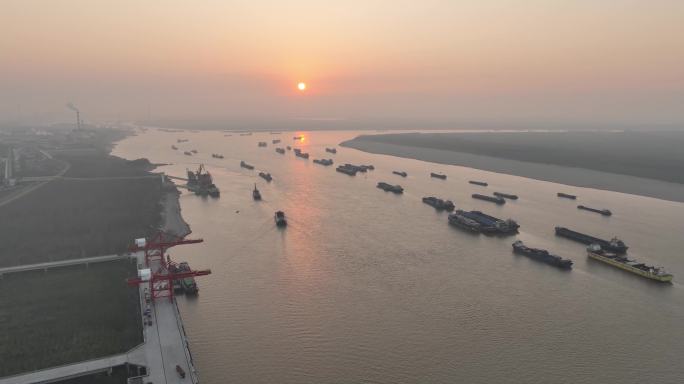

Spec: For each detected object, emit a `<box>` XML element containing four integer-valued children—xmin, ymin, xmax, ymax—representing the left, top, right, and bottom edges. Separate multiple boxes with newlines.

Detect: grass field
<box><xmin>0</xmin><ymin>260</ymin><xmax>142</xmax><ymax>377</ymax></box>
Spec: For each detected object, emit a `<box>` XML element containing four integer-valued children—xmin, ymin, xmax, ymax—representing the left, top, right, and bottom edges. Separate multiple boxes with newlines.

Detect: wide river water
<box><xmin>114</xmin><ymin>129</ymin><xmax>684</xmax><ymax>384</ymax></box>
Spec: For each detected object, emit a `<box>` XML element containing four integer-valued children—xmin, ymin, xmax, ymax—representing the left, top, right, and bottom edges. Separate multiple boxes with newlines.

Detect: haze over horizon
<box><xmin>2</xmin><ymin>0</ymin><xmax>683</xmax><ymax>129</ymax></box>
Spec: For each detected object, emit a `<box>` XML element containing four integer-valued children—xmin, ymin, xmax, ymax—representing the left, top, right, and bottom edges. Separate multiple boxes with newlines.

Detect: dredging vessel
<box><xmin>578</xmin><ymin>205</ymin><xmax>612</xmax><ymax>216</ymax></box>
<box><xmin>512</xmin><ymin>241</ymin><xmax>573</xmax><ymax>269</ymax></box>
<box><xmin>376</xmin><ymin>182</ymin><xmax>404</xmax><ymax>194</ymax></box>
<box><xmin>422</xmin><ymin>196</ymin><xmax>455</xmax><ymax>211</ymax></box>
<box><xmin>587</xmin><ymin>244</ymin><xmax>672</xmax><ymax>282</ymax></box>
<box><xmin>555</xmin><ymin>227</ymin><xmax>628</xmax><ymax>254</ymax></box>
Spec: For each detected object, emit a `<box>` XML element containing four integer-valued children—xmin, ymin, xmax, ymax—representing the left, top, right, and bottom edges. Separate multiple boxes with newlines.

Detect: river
<box><xmin>113</xmin><ymin>129</ymin><xmax>684</xmax><ymax>384</ymax></box>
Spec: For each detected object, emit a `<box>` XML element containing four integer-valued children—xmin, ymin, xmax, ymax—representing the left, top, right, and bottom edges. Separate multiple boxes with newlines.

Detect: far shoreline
<box><xmin>341</xmin><ymin>138</ymin><xmax>684</xmax><ymax>203</ymax></box>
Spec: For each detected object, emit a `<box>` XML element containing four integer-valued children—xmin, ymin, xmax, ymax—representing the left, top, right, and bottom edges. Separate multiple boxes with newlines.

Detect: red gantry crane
<box><xmin>126</xmin><ymin>231</ymin><xmax>211</xmax><ymax>301</ymax></box>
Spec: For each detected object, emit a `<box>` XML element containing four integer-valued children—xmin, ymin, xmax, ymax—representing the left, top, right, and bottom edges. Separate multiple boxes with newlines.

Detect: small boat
<box><xmin>176</xmin><ymin>365</ymin><xmax>186</xmax><ymax>378</ymax></box>
<box><xmin>430</xmin><ymin>172</ymin><xmax>447</xmax><ymax>180</ymax></box>
<box><xmin>240</xmin><ymin>161</ymin><xmax>254</xmax><ymax>170</ymax></box>
<box><xmin>392</xmin><ymin>171</ymin><xmax>407</xmax><ymax>177</ymax></box>
<box><xmin>325</xmin><ymin>147</ymin><xmax>337</xmax><ymax>154</ymax></box>
<box><xmin>557</xmin><ymin>192</ymin><xmax>577</xmax><ymax>200</ymax></box>
<box><xmin>252</xmin><ymin>184</ymin><xmax>261</xmax><ymax>200</ymax></box>
<box><xmin>493</xmin><ymin>192</ymin><xmax>518</xmax><ymax>200</ymax></box>
<box><xmin>578</xmin><ymin>205</ymin><xmax>612</xmax><ymax>216</ymax></box>
<box><xmin>469</xmin><ymin>180</ymin><xmax>488</xmax><ymax>186</ymax></box>
<box><xmin>259</xmin><ymin>172</ymin><xmax>272</xmax><ymax>182</ymax></box>
<box><xmin>275</xmin><ymin>211</ymin><xmax>287</xmax><ymax>226</ymax></box>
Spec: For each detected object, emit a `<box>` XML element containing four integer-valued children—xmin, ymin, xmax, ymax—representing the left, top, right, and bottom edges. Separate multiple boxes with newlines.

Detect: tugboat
<box><xmin>275</xmin><ymin>147</ymin><xmax>286</xmax><ymax>154</ymax></box>
<box><xmin>430</xmin><ymin>172</ymin><xmax>447</xmax><ymax>180</ymax></box>
<box><xmin>493</xmin><ymin>192</ymin><xmax>518</xmax><ymax>200</ymax></box>
<box><xmin>472</xmin><ymin>193</ymin><xmax>506</xmax><ymax>205</ymax></box>
<box><xmin>586</xmin><ymin>244</ymin><xmax>672</xmax><ymax>282</ymax></box>
<box><xmin>325</xmin><ymin>147</ymin><xmax>337</xmax><ymax>154</ymax></box>
<box><xmin>393</xmin><ymin>171</ymin><xmax>408</xmax><ymax>177</ymax></box>
<box><xmin>258</xmin><ymin>141</ymin><xmax>267</xmax><ymax>147</ymax></box>
<box><xmin>512</xmin><ymin>241</ymin><xmax>573</xmax><ymax>269</ymax></box>
<box><xmin>240</xmin><ymin>160</ymin><xmax>255</xmax><ymax>170</ymax></box>
<box><xmin>313</xmin><ymin>158</ymin><xmax>334</xmax><ymax>166</ymax></box>
<box><xmin>469</xmin><ymin>180</ymin><xmax>488</xmax><ymax>186</ymax></box>
<box><xmin>554</xmin><ymin>227</ymin><xmax>627</xmax><ymax>254</ymax></box>
<box><xmin>557</xmin><ymin>192</ymin><xmax>577</xmax><ymax>200</ymax></box>
<box><xmin>274</xmin><ymin>211</ymin><xmax>287</xmax><ymax>227</ymax></box>
<box><xmin>259</xmin><ymin>172</ymin><xmax>273</xmax><ymax>182</ymax></box>
<box><xmin>578</xmin><ymin>205</ymin><xmax>612</xmax><ymax>216</ymax></box>
<box><xmin>376</xmin><ymin>182</ymin><xmax>404</xmax><ymax>194</ymax></box>
<box><xmin>422</xmin><ymin>196</ymin><xmax>455</xmax><ymax>211</ymax></box>
<box><xmin>252</xmin><ymin>184</ymin><xmax>261</xmax><ymax>200</ymax></box>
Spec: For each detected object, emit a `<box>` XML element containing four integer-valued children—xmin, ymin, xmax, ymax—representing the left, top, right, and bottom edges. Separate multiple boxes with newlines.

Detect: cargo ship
<box><xmin>239</xmin><ymin>132</ymin><xmax>253</xmax><ymax>136</ymax></box>
<box><xmin>178</xmin><ymin>262</ymin><xmax>198</xmax><ymax>294</ymax></box>
<box><xmin>191</xmin><ymin>149</ymin><xmax>198</xmax><ymax>154</ymax></box>
<box><xmin>240</xmin><ymin>160</ymin><xmax>254</xmax><ymax>170</ymax></box>
<box><xmin>557</xmin><ymin>192</ymin><xmax>577</xmax><ymax>200</ymax></box>
<box><xmin>313</xmin><ymin>158</ymin><xmax>333</xmax><ymax>166</ymax></box>
<box><xmin>259</xmin><ymin>172</ymin><xmax>272</xmax><ymax>182</ymax></box>
<box><xmin>186</xmin><ymin>164</ymin><xmax>220</xmax><ymax>197</ymax></box>
<box><xmin>447</xmin><ymin>212</ymin><xmax>481</xmax><ymax>233</ymax></box>
<box><xmin>275</xmin><ymin>211</ymin><xmax>287</xmax><ymax>226</ymax></box>
<box><xmin>177</xmin><ymin>139</ymin><xmax>189</xmax><ymax>143</ymax></box>
<box><xmin>184</xmin><ymin>151</ymin><xmax>192</xmax><ymax>156</ymax></box>
<box><xmin>393</xmin><ymin>171</ymin><xmax>407</xmax><ymax>177</ymax></box>
<box><xmin>272</xmin><ymin>139</ymin><xmax>281</xmax><ymax>144</ymax></box>
<box><xmin>554</xmin><ymin>227</ymin><xmax>627</xmax><ymax>254</ymax></box>
<box><xmin>422</xmin><ymin>196</ymin><xmax>455</xmax><ymax>211</ymax></box>
<box><xmin>472</xmin><ymin>193</ymin><xmax>506</xmax><ymax>205</ymax></box>
<box><xmin>455</xmin><ymin>210</ymin><xmax>519</xmax><ymax>235</ymax></box>
<box><xmin>211</xmin><ymin>153</ymin><xmax>224</xmax><ymax>159</ymax></box>
<box><xmin>258</xmin><ymin>141</ymin><xmax>267</xmax><ymax>147</ymax></box>
<box><xmin>293</xmin><ymin>136</ymin><xmax>303</xmax><ymax>140</ymax></box>
<box><xmin>336</xmin><ymin>164</ymin><xmax>358</xmax><ymax>176</ymax></box>
<box><xmin>377</xmin><ymin>182</ymin><xmax>404</xmax><ymax>194</ymax></box>
<box><xmin>275</xmin><ymin>147</ymin><xmax>286</xmax><ymax>154</ymax></box>
<box><xmin>512</xmin><ymin>241</ymin><xmax>573</xmax><ymax>269</ymax></box>
<box><xmin>469</xmin><ymin>180</ymin><xmax>488</xmax><ymax>186</ymax></box>
<box><xmin>293</xmin><ymin>148</ymin><xmax>310</xmax><ymax>159</ymax></box>
<box><xmin>493</xmin><ymin>192</ymin><xmax>518</xmax><ymax>200</ymax></box>
<box><xmin>171</xmin><ymin>145</ymin><xmax>178</xmax><ymax>150</ymax></box>
<box><xmin>430</xmin><ymin>172</ymin><xmax>447</xmax><ymax>179</ymax></box>
<box><xmin>286</xmin><ymin>146</ymin><xmax>292</xmax><ymax>150</ymax></box>
<box><xmin>325</xmin><ymin>147</ymin><xmax>337</xmax><ymax>154</ymax></box>
<box><xmin>578</xmin><ymin>205</ymin><xmax>612</xmax><ymax>216</ymax></box>
<box><xmin>587</xmin><ymin>244</ymin><xmax>672</xmax><ymax>282</ymax></box>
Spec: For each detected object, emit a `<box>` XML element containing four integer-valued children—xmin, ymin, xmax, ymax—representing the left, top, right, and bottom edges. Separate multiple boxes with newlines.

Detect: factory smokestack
<box><xmin>66</xmin><ymin>102</ymin><xmax>81</xmax><ymax>130</ymax></box>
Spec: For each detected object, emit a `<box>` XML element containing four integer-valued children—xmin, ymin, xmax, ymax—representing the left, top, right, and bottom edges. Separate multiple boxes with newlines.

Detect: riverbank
<box><xmin>160</xmin><ymin>189</ymin><xmax>191</xmax><ymax>237</ymax></box>
<box><xmin>341</xmin><ymin>131</ymin><xmax>684</xmax><ymax>203</ymax></box>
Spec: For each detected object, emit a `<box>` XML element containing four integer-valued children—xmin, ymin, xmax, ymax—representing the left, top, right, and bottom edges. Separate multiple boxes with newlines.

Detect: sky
<box><xmin>1</xmin><ymin>0</ymin><xmax>683</xmax><ymax>129</ymax></box>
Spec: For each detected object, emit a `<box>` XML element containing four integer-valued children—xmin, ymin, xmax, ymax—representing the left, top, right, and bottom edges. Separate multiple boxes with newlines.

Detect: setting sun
<box><xmin>297</xmin><ymin>82</ymin><xmax>306</xmax><ymax>91</ymax></box>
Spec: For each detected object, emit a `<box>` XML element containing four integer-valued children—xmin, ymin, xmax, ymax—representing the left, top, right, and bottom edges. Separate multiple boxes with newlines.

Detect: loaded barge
<box><xmin>472</xmin><ymin>193</ymin><xmax>506</xmax><ymax>205</ymax></box>
<box><xmin>422</xmin><ymin>196</ymin><xmax>455</xmax><ymax>211</ymax></box>
<box><xmin>512</xmin><ymin>241</ymin><xmax>572</xmax><ymax>269</ymax></box>
<box><xmin>469</xmin><ymin>180</ymin><xmax>488</xmax><ymax>186</ymax></box>
<box><xmin>587</xmin><ymin>244</ymin><xmax>672</xmax><ymax>282</ymax></box>
<box><xmin>449</xmin><ymin>210</ymin><xmax>519</xmax><ymax>235</ymax></box>
<box><xmin>555</xmin><ymin>227</ymin><xmax>628</xmax><ymax>254</ymax></box>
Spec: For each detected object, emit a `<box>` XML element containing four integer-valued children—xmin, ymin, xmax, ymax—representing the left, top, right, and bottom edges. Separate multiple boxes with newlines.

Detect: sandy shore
<box><xmin>160</xmin><ymin>189</ymin><xmax>191</xmax><ymax>237</ymax></box>
<box><xmin>342</xmin><ymin>137</ymin><xmax>684</xmax><ymax>203</ymax></box>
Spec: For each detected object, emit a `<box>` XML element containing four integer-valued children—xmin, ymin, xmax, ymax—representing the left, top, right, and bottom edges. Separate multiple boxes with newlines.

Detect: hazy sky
<box><xmin>1</xmin><ymin>0</ymin><xmax>683</xmax><ymax>128</ymax></box>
